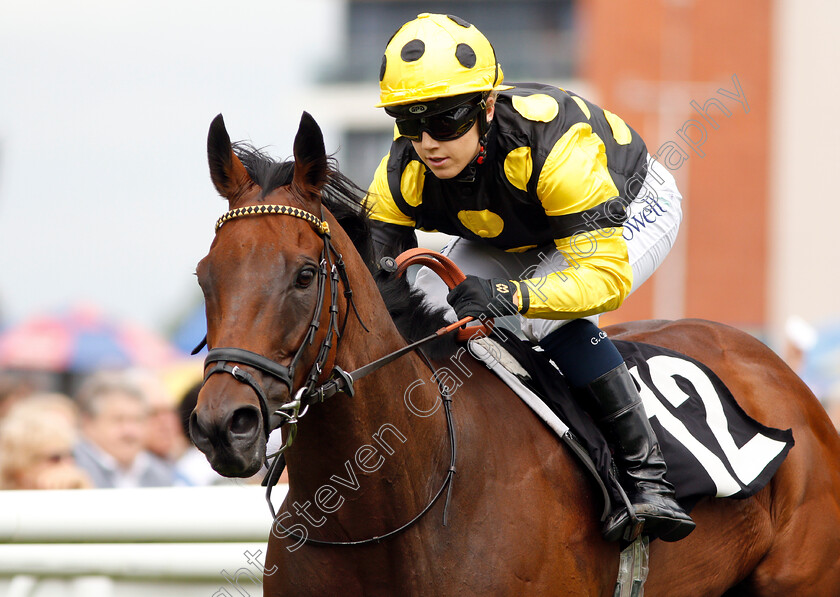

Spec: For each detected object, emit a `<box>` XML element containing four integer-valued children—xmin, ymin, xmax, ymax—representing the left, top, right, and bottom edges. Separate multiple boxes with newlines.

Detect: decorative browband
<box><xmin>215</xmin><ymin>204</ymin><xmax>330</xmax><ymax>235</ymax></box>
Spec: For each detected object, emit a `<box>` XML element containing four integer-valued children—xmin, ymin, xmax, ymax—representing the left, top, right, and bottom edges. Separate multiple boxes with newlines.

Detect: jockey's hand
<box><xmin>446</xmin><ymin>275</ymin><xmax>520</xmax><ymax>320</ymax></box>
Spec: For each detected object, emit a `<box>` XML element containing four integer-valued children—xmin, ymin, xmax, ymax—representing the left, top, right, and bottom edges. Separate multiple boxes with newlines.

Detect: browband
<box><xmin>215</xmin><ymin>204</ymin><xmax>330</xmax><ymax>235</ymax></box>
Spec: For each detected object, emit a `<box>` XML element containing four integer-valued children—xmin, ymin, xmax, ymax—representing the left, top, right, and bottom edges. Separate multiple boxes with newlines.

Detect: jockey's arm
<box><xmin>515</xmin><ymin>125</ymin><xmax>633</xmax><ymax>319</ymax></box>
<box><xmin>365</xmin><ymin>153</ymin><xmax>418</xmax><ymax>263</ymax></box>
<box><xmin>370</xmin><ymin>220</ymin><xmax>418</xmax><ymax>263</ymax></box>
<box><xmin>514</xmin><ymin>231</ymin><xmax>632</xmax><ymax>319</ymax></box>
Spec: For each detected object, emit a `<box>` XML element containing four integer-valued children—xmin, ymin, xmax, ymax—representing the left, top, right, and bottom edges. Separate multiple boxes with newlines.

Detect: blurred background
<box><xmin>3</xmin><ymin>0</ymin><xmax>839</xmax><ymax>403</ymax></box>
<box><xmin>0</xmin><ymin>0</ymin><xmax>839</xmax><ymax>593</ymax></box>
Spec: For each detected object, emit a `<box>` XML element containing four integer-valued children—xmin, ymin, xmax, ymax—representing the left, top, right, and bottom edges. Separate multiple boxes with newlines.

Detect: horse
<box><xmin>189</xmin><ymin>111</ymin><xmax>840</xmax><ymax>596</ymax></box>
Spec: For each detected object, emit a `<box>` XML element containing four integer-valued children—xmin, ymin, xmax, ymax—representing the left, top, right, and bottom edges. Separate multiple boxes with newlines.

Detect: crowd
<box><xmin>0</xmin><ymin>368</ymin><xmax>244</xmax><ymax>491</ymax></box>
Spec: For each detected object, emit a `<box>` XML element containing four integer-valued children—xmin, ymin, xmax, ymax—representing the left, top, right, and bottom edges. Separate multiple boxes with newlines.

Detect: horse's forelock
<box><xmin>231</xmin><ymin>143</ymin><xmax>295</xmax><ymax>199</ymax></box>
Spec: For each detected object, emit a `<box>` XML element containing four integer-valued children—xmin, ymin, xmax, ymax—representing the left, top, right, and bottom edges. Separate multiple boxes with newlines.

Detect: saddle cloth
<box><xmin>468</xmin><ymin>335</ymin><xmax>794</xmax><ymax>515</ymax></box>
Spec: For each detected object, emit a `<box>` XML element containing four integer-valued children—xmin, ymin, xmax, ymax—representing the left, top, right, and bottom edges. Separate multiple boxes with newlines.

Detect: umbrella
<box><xmin>0</xmin><ymin>304</ymin><xmax>183</xmax><ymax>373</ymax></box>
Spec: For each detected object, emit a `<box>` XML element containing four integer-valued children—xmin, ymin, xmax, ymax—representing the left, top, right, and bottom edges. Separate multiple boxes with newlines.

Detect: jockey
<box><xmin>365</xmin><ymin>13</ymin><xmax>694</xmax><ymax>543</ymax></box>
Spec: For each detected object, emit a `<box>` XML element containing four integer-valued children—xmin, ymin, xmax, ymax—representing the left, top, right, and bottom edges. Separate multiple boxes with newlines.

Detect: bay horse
<box><xmin>190</xmin><ymin>112</ymin><xmax>840</xmax><ymax>596</ymax></box>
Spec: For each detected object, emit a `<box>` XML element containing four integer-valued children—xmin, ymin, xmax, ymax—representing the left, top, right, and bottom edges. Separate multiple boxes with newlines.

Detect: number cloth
<box><xmin>499</xmin><ymin>335</ymin><xmax>794</xmax><ymax>509</ymax></box>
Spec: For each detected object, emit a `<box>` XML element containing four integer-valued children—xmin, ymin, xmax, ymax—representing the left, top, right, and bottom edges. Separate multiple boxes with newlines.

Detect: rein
<box><xmin>201</xmin><ymin>203</ymin><xmax>469</xmax><ymax>546</ymax></box>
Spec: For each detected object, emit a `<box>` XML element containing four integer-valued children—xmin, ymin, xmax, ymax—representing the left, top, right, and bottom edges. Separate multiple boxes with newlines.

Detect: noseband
<box><xmin>201</xmin><ymin>204</ymin><xmax>362</xmax><ymax>439</ymax></box>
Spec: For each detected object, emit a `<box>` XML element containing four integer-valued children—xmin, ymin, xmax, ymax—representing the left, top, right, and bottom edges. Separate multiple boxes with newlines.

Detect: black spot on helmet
<box><xmin>447</xmin><ymin>15</ymin><xmax>472</xmax><ymax>28</ymax></box>
<box><xmin>401</xmin><ymin>39</ymin><xmax>425</xmax><ymax>62</ymax></box>
<box><xmin>456</xmin><ymin>44</ymin><xmax>477</xmax><ymax>69</ymax></box>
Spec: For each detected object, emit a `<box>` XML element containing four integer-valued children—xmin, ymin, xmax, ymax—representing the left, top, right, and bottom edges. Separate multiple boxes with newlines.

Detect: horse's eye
<box><xmin>296</xmin><ymin>267</ymin><xmax>316</xmax><ymax>288</ymax></box>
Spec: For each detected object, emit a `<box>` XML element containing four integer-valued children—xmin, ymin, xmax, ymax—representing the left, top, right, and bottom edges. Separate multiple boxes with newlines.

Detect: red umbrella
<box><xmin>0</xmin><ymin>304</ymin><xmax>182</xmax><ymax>373</ymax></box>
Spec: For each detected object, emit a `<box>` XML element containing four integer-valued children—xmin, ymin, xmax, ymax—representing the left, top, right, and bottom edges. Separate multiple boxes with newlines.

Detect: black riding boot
<box><xmin>586</xmin><ymin>363</ymin><xmax>695</xmax><ymax>543</ymax></box>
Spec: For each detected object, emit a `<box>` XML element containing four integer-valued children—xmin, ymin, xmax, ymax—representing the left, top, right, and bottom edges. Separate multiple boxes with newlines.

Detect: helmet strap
<box><xmin>457</xmin><ymin>127</ymin><xmax>489</xmax><ymax>181</ymax></box>
<box><xmin>476</xmin><ymin>140</ymin><xmax>487</xmax><ymax>165</ymax></box>
<box><xmin>475</xmin><ymin>94</ymin><xmax>490</xmax><ymax>165</ymax></box>
<box><xmin>477</xmin><ymin>95</ymin><xmax>489</xmax><ymax>138</ymax></box>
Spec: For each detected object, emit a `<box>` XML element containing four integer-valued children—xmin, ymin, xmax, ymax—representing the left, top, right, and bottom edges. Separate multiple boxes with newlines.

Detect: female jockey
<box><xmin>365</xmin><ymin>13</ymin><xmax>694</xmax><ymax>543</ymax></box>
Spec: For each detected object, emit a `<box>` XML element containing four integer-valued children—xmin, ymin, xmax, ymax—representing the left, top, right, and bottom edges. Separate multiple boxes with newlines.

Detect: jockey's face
<box><xmin>410</xmin><ymin>95</ymin><xmax>495</xmax><ymax>180</ymax></box>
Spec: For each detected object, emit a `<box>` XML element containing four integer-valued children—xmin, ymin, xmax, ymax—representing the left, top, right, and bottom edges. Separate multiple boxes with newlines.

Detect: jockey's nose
<box><xmin>419</xmin><ymin>131</ymin><xmax>439</xmax><ymax>148</ymax></box>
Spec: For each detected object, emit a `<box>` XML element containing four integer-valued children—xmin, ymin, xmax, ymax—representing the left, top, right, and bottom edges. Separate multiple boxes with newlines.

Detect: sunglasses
<box><xmin>395</xmin><ymin>102</ymin><xmax>483</xmax><ymax>142</ymax></box>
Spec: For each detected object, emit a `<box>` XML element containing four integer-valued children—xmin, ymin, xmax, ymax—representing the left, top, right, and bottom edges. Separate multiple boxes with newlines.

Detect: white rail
<box><xmin>0</xmin><ymin>485</ymin><xmax>286</xmax><ymax>596</ymax></box>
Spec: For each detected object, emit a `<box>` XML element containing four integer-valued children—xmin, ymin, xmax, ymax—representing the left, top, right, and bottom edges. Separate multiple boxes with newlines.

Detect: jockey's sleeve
<box><xmin>365</xmin><ymin>154</ymin><xmax>417</xmax><ymax>228</ymax></box>
<box><xmin>517</xmin><ymin>123</ymin><xmax>633</xmax><ymax>319</ymax></box>
<box><xmin>515</xmin><ymin>231</ymin><xmax>632</xmax><ymax>319</ymax></box>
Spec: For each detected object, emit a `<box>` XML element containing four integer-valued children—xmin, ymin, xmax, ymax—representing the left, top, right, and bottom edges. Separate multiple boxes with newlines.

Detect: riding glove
<box><xmin>446</xmin><ymin>275</ymin><xmax>522</xmax><ymax>320</ymax></box>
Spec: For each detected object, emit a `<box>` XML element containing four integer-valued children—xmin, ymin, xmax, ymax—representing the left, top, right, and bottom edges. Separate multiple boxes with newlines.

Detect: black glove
<box><xmin>446</xmin><ymin>275</ymin><xmax>520</xmax><ymax>320</ymax></box>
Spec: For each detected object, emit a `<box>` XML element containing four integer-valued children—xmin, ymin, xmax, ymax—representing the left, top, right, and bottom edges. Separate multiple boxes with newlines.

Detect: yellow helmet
<box><xmin>377</xmin><ymin>13</ymin><xmax>512</xmax><ymax>108</ymax></box>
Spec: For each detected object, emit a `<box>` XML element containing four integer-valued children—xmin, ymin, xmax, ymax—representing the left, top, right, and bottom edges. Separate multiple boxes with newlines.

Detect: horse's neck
<box><xmin>284</xmin><ymin>253</ymin><xmax>447</xmax><ymax>515</ymax></box>
<box><xmin>284</xmin><ymin>346</ymin><xmax>445</xmax><ymax>514</ymax></box>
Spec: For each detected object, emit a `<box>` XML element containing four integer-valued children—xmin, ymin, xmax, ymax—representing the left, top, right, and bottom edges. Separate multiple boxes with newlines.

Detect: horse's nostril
<box><xmin>189</xmin><ymin>410</ymin><xmax>214</xmax><ymax>453</ymax></box>
<box><xmin>189</xmin><ymin>411</ymin><xmax>204</xmax><ymax>442</ymax></box>
<box><xmin>229</xmin><ymin>407</ymin><xmax>260</xmax><ymax>437</ymax></box>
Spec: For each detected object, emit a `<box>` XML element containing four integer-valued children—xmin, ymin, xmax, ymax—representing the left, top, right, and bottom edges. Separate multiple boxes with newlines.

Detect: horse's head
<box><xmin>190</xmin><ymin>112</ymin><xmax>336</xmax><ymax>477</ymax></box>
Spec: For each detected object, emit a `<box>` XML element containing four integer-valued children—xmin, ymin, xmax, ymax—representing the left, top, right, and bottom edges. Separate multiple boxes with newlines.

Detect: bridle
<box><xmin>201</xmin><ymin>204</ymin><xmax>361</xmax><ymax>442</ymax></box>
<box><xmin>198</xmin><ymin>202</ymin><xmax>462</xmax><ymax>545</ymax></box>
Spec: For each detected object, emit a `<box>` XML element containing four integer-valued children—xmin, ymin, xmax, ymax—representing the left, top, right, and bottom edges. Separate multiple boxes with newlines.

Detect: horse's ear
<box><xmin>207</xmin><ymin>114</ymin><xmax>253</xmax><ymax>205</ymax></box>
<box><xmin>291</xmin><ymin>111</ymin><xmax>328</xmax><ymax>212</ymax></box>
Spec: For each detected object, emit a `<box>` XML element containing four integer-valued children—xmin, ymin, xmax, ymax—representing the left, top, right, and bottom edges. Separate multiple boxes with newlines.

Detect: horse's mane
<box><xmin>232</xmin><ymin>143</ymin><xmax>456</xmax><ymax>358</ymax></box>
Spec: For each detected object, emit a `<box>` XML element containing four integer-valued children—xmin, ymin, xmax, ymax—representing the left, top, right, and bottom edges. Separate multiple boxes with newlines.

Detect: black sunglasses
<box><xmin>395</xmin><ymin>102</ymin><xmax>483</xmax><ymax>142</ymax></box>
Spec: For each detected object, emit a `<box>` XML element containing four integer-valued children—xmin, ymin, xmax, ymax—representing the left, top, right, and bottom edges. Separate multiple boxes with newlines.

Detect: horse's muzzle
<box><xmin>190</xmin><ymin>403</ymin><xmax>266</xmax><ymax>477</ymax></box>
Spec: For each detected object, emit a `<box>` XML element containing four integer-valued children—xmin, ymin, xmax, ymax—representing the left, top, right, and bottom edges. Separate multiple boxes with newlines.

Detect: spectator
<box><xmin>0</xmin><ymin>372</ymin><xmax>40</xmax><ymax>419</ymax></box>
<box><xmin>0</xmin><ymin>393</ymin><xmax>92</xmax><ymax>489</ymax></box>
<box><xmin>783</xmin><ymin>315</ymin><xmax>817</xmax><ymax>375</ymax></box>
<box><xmin>73</xmin><ymin>372</ymin><xmax>173</xmax><ymax>488</ymax></box>
<box><xmin>129</xmin><ymin>370</ymin><xmax>189</xmax><ymax>463</ymax></box>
